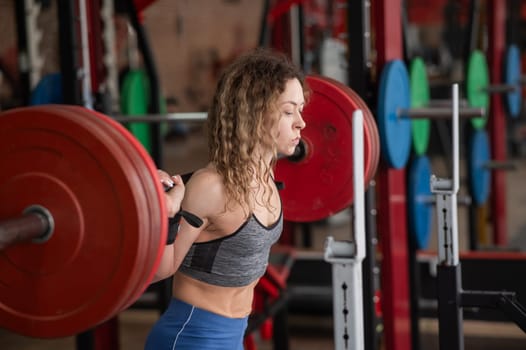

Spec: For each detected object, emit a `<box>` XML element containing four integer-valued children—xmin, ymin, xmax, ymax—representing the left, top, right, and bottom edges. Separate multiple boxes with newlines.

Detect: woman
<box><xmin>147</xmin><ymin>48</ymin><xmax>308</xmax><ymax>350</ymax></box>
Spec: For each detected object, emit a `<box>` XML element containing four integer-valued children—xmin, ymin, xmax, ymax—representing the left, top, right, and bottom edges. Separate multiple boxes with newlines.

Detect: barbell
<box><xmin>0</xmin><ymin>75</ymin><xmax>380</xmax><ymax>338</ymax></box>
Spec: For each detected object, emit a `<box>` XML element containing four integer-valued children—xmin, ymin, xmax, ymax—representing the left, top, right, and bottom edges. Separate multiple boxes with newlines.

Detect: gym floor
<box><xmin>2</xmin><ymin>126</ymin><xmax>526</xmax><ymax>349</ymax></box>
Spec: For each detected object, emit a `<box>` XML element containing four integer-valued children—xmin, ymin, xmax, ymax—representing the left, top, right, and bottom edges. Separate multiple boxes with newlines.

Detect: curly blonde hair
<box><xmin>207</xmin><ymin>48</ymin><xmax>307</xmax><ymax>213</ymax></box>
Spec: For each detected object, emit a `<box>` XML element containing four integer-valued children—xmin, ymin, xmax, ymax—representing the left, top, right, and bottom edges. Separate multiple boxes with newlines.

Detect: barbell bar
<box><xmin>480</xmin><ymin>84</ymin><xmax>519</xmax><ymax>94</ymax></box>
<box><xmin>481</xmin><ymin>160</ymin><xmax>517</xmax><ymax>171</ymax></box>
<box><xmin>0</xmin><ymin>206</ymin><xmax>53</xmax><ymax>250</ymax></box>
<box><xmin>428</xmin><ymin>99</ymin><xmax>469</xmax><ymax>108</ymax></box>
<box><xmin>397</xmin><ymin>106</ymin><xmax>485</xmax><ymax>119</ymax></box>
<box><xmin>111</xmin><ymin>112</ymin><xmax>208</xmax><ymax>124</ymax></box>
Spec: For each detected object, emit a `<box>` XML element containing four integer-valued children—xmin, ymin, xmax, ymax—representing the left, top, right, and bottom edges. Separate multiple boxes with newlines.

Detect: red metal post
<box><xmin>374</xmin><ymin>1</ymin><xmax>412</xmax><ymax>349</ymax></box>
<box><xmin>487</xmin><ymin>0</ymin><xmax>507</xmax><ymax>246</ymax></box>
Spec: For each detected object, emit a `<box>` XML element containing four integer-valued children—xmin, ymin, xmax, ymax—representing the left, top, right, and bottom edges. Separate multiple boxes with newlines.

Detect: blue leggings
<box><xmin>144</xmin><ymin>298</ymin><xmax>248</xmax><ymax>350</ymax></box>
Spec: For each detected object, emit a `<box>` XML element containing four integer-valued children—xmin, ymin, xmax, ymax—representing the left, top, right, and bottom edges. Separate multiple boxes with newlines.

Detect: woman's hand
<box><xmin>158</xmin><ymin>169</ymin><xmax>185</xmax><ymax>217</ymax></box>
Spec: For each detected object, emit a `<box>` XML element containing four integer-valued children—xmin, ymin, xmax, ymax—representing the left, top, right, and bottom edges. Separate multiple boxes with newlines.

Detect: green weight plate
<box><xmin>466</xmin><ymin>50</ymin><xmax>489</xmax><ymax>129</ymax></box>
<box><xmin>121</xmin><ymin>70</ymin><xmax>151</xmax><ymax>153</ymax></box>
<box><xmin>409</xmin><ymin>57</ymin><xmax>430</xmax><ymax>155</ymax></box>
<box><xmin>120</xmin><ymin>70</ymin><xmax>169</xmax><ymax>154</ymax></box>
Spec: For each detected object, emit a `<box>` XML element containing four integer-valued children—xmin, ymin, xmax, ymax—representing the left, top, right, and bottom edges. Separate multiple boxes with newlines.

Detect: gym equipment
<box><xmin>116</xmin><ymin>74</ymin><xmax>379</xmax><ymax>224</ymax></box>
<box><xmin>465</xmin><ymin>50</ymin><xmax>490</xmax><ymax>129</ymax></box>
<box><xmin>120</xmin><ymin>69</ymin><xmax>170</xmax><ymax>154</ymax></box>
<box><xmin>429</xmin><ymin>84</ymin><xmax>526</xmax><ymax>350</ymax></box>
<box><xmin>378</xmin><ymin>48</ymin><xmax>523</xmax><ymax>168</ymax></box>
<box><xmin>377</xmin><ymin>59</ymin><xmax>485</xmax><ymax>169</ymax></box>
<box><xmin>0</xmin><ymin>105</ymin><xmax>167</xmax><ymax>338</ymax></box>
<box><xmin>0</xmin><ymin>75</ymin><xmax>378</xmax><ymax>338</ymax></box>
<box><xmin>504</xmin><ymin>44</ymin><xmax>522</xmax><ymax>118</ymax></box>
<box><xmin>377</xmin><ymin>60</ymin><xmax>412</xmax><ymax>168</ymax></box>
<box><xmin>324</xmin><ymin>109</ymin><xmax>367</xmax><ymax>350</ymax></box>
<box><xmin>407</xmin><ymin>155</ymin><xmax>433</xmax><ymax>250</ymax></box>
<box><xmin>407</xmin><ymin>155</ymin><xmax>473</xmax><ymax>250</ymax></box>
<box><xmin>112</xmin><ymin>112</ymin><xmax>208</xmax><ymax>123</ymax></box>
<box><xmin>274</xmin><ymin>75</ymin><xmax>380</xmax><ymax>222</ymax></box>
<box><xmin>30</xmin><ymin>73</ymin><xmax>63</xmax><ymax>105</ymax></box>
<box><xmin>409</xmin><ymin>58</ymin><xmax>430</xmax><ymax>156</ymax></box>
<box><xmin>418</xmin><ymin>250</ymin><xmax>526</xmax><ymax>322</ymax></box>
<box><xmin>468</xmin><ymin>129</ymin><xmax>491</xmax><ymax>205</ymax></box>
<box><xmin>120</xmin><ymin>69</ymin><xmax>153</xmax><ymax>153</ymax></box>
<box><xmin>425</xmin><ymin>47</ymin><xmax>522</xmax><ymax>123</ymax></box>
<box><xmin>466</xmin><ymin>48</ymin><xmax>524</xmax><ymax>126</ymax></box>
<box><xmin>465</xmin><ymin>128</ymin><xmax>516</xmax><ymax>206</ymax></box>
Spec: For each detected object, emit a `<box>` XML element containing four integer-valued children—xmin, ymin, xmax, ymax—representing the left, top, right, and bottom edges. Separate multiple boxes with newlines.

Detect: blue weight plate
<box><xmin>377</xmin><ymin>60</ymin><xmax>412</xmax><ymax>169</ymax></box>
<box><xmin>505</xmin><ymin>44</ymin><xmax>522</xmax><ymax>118</ymax></box>
<box><xmin>468</xmin><ymin>129</ymin><xmax>491</xmax><ymax>205</ymax></box>
<box><xmin>408</xmin><ymin>155</ymin><xmax>433</xmax><ymax>249</ymax></box>
<box><xmin>30</xmin><ymin>73</ymin><xmax>63</xmax><ymax>105</ymax></box>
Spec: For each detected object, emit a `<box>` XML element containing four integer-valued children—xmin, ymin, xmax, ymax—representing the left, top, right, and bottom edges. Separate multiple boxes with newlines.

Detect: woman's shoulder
<box><xmin>182</xmin><ymin>165</ymin><xmax>226</xmax><ymax>214</ymax></box>
<box><xmin>187</xmin><ymin>165</ymin><xmax>223</xmax><ymax>191</ymax></box>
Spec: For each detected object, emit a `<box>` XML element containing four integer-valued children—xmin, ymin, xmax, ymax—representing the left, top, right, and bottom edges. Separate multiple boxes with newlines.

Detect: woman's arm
<box><xmin>151</xmin><ymin>168</ymin><xmax>223</xmax><ymax>282</ymax></box>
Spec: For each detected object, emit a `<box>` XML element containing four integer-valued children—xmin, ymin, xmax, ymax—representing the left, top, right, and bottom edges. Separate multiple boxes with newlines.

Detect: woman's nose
<box><xmin>296</xmin><ymin>113</ymin><xmax>306</xmax><ymax>129</ymax></box>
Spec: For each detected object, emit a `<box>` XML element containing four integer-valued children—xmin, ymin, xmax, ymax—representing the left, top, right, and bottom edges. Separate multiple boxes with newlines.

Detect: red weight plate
<box><xmin>275</xmin><ymin>75</ymin><xmax>376</xmax><ymax>222</ymax></box>
<box><xmin>306</xmin><ymin>76</ymin><xmax>380</xmax><ymax>188</ymax></box>
<box><xmin>31</xmin><ymin>105</ymin><xmax>156</xmax><ymax>320</ymax></box>
<box><xmin>0</xmin><ymin>105</ymin><xmax>166</xmax><ymax>338</ymax></box>
<box><xmin>49</xmin><ymin>105</ymin><xmax>150</xmax><ymax>318</ymax></box>
<box><xmin>65</xmin><ymin>106</ymin><xmax>166</xmax><ymax>311</ymax></box>
<box><xmin>48</xmin><ymin>105</ymin><xmax>166</xmax><ymax>314</ymax></box>
<box><xmin>342</xmin><ymin>86</ymin><xmax>380</xmax><ymax>183</ymax></box>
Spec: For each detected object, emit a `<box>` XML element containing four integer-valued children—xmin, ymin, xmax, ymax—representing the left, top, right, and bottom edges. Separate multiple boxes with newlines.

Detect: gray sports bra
<box><xmin>178</xmin><ymin>210</ymin><xmax>283</xmax><ymax>287</ymax></box>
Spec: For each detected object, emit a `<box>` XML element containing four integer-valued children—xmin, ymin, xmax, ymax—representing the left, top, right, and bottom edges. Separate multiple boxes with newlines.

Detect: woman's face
<box><xmin>273</xmin><ymin>78</ymin><xmax>306</xmax><ymax>156</ymax></box>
